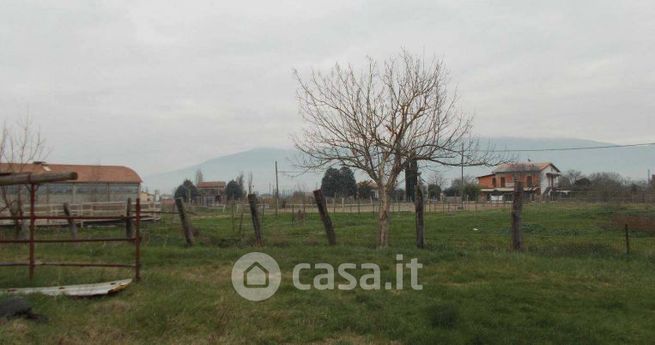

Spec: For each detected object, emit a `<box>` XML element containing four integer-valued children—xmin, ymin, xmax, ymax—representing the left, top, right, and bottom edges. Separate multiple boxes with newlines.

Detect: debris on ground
<box><xmin>0</xmin><ymin>296</ymin><xmax>47</xmax><ymax>323</ymax></box>
<box><xmin>1</xmin><ymin>279</ymin><xmax>132</xmax><ymax>297</ymax></box>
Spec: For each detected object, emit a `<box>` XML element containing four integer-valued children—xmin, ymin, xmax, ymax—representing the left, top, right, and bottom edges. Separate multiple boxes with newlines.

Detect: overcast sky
<box><xmin>1</xmin><ymin>0</ymin><xmax>653</xmax><ymax>175</ymax></box>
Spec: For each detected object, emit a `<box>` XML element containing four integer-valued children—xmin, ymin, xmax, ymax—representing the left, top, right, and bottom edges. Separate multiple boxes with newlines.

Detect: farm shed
<box><xmin>0</xmin><ymin>162</ymin><xmax>142</xmax><ymax>205</ymax></box>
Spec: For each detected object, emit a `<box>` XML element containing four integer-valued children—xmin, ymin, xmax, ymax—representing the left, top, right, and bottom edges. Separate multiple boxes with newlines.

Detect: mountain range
<box><xmin>143</xmin><ymin>137</ymin><xmax>655</xmax><ymax>194</ymax></box>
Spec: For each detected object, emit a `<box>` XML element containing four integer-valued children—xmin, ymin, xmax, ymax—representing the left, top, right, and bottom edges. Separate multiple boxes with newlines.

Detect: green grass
<box><xmin>1</xmin><ymin>203</ymin><xmax>655</xmax><ymax>344</ymax></box>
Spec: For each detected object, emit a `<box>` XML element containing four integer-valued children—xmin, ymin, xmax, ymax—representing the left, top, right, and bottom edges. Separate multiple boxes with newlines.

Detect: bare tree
<box><xmin>194</xmin><ymin>169</ymin><xmax>204</xmax><ymax>186</ymax></box>
<box><xmin>247</xmin><ymin>171</ymin><xmax>254</xmax><ymax>194</ymax></box>
<box><xmin>236</xmin><ymin>171</ymin><xmax>245</xmax><ymax>199</ymax></box>
<box><xmin>0</xmin><ymin>117</ymin><xmax>47</xmax><ymax>238</ymax></box>
<box><xmin>560</xmin><ymin>169</ymin><xmax>582</xmax><ymax>188</ymax></box>
<box><xmin>294</xmin><ymin>50</ymin><xmax>500</xmax><ymax>247</ymax></box>
<box><xmin>429</xmin><ymin>172</ymin><xmax>447</xmax><ymax>190</ymax></box>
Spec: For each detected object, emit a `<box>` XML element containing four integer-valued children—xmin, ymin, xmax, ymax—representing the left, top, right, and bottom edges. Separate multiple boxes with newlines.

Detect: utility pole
<box><xmin>275</xmin><ymin>161</ymin><xmax>279</xmax><ymax>217</ymax></box>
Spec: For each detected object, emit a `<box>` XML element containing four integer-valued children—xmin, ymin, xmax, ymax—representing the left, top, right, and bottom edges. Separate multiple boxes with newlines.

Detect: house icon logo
<box><xmin>244</xmin><ymin>262</ymin><xmax>269</xmax><ymax>288</ymax></box>
<box><xmin>231</xmin><ymin>252</ymin><xmax>281</xmax><ymax>301</ymax></box>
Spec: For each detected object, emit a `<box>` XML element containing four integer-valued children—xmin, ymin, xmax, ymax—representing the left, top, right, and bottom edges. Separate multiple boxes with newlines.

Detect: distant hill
<box><xmin>433</xmin><ymin>137</ymin><xmax>654</xmax><ymax>183</ymax></box>
<box><xmin>143</xmin><ymin>148</ymin><xmax>323</xmax><ymax>195</ymax></box>
<box><xmin>143</xmin><ymin>138</ymin><xmax>655</xmax><ymax>193</ymax></box>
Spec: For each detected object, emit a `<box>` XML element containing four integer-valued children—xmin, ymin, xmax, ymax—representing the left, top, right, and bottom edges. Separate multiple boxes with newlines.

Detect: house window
<box><xmin>527</xmin><ymin>176</ymin><xmax>533</xmax><ymax>187</ymax></box>
<box><xmin>500</xmin><ymin>177</ymin><xmax>506</xmax><ymax>188</ymax></box>
<box><xmin>492</xmin><ymin>178</ymin><xmax>497</xmax><ymax>187</ymax></box>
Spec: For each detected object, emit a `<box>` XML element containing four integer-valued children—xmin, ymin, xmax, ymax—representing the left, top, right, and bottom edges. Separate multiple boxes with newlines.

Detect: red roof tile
<box><xmin>0</xmin><ymin>163</ymin><xmax>142</xmax><ymax>183</ymax></box>
<box><xmin>197</xmin><ymin>181</ymin><xmax>226</xmax><ymax>189</ymax></box>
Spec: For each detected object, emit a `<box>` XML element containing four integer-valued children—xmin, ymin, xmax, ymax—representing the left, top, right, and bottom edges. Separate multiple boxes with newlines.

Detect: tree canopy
<box><xmin>174</xmin><ymin>180</ymin><xmax>200</xmax><ymax>202</ymax></box>
<box><xmin>225</xmin><ymin>180</ymin><xmax>244</xmax><ymax>201</ymax></box>
<box><xmin>294</xmin><ymin>50</ymin><xmax>499</xmax><ymax>247</ymax></box>
<box><xmin>321</xmin><ymin>166</ymin><xmax>357</xmax><ymax>198</ymax></box>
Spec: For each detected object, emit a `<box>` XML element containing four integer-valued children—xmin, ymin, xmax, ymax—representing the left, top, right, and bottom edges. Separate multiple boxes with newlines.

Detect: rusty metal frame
<box><xmin>0</xmin><ymin>182</ymin><xmax>142</xmax><ymax>281</ymax></box>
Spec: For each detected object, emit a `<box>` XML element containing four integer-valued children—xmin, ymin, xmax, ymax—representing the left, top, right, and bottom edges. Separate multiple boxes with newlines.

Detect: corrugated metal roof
<box><xmin>0</xmin><ymin>163</ymin><xmax>142</xmax><ymax>183</ymax></box>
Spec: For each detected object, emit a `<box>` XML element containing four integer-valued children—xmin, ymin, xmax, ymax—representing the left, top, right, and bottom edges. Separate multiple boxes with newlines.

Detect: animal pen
<box><xmin>0</xmin><ymin>172</ymin><xmax>142</xmax><ymax>281</ymax></box>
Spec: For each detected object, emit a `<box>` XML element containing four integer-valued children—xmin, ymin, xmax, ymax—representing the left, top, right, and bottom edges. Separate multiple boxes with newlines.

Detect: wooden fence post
<box><xmin>124</xmin><ymin>198</ymin><xmax>133</xmax><ymax>238</ymax></box>
<box><xmin>238</xmin><ymin>210</ymin><xmax>244</xmax><ymax>242</ymax></box>
<box><xmin>415</xmin><ymin>185</ymin><xmax>425</xmax><ymax>248</ymax></box>
<box><xmin>175</xmin><ymin>198</ymin><xmax>195</xmax><ymax>246</ymax></box>
<box><xmin>261</xmin><ymin>203</ymin><xmax>265</xmax><ymax>226</ymax></box>
<box><xmin>314</xmin><ymin>189</ymin><xmax>336</xmax><ymax>245</ymax></box>
<box><xmin>624</xmin><ymin>223</ymin><xmax>630</xmax><ymax>255</ymax></box>
<box><xmin>231</xmin><ymin>202</ymin><xmax>236</xmax><ymax>232</ymax></box>
<box><xmin>511</xmin><ymin>182</ymin><xmax>524</xmax><ymax>251</ymax></box>
<box><xmin>63</xmin><ymin>202</ymin><xmax>78</xmax><ymax>240</ymax></box>
<box><xmin>248</xmin><ymin>194</ymin><xmax>264</xmax><ymax>246</ymax></box>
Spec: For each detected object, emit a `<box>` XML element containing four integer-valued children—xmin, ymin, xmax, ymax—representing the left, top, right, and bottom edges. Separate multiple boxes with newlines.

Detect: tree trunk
<box><xmin>377</xmin><ymin>191</ymin><xmax>391</xmax><ymax>248</ymax></box>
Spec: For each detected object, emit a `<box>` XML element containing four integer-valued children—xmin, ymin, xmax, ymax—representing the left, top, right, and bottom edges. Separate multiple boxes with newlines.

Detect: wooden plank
<box><xmin>0</xmin><ymin>279</ymin><xmax>132</xmax><ymax>297</ymax></box>
<box><xmin>0</xmin><ymin>172</ymin><xmax>77</xmax><ymax>186</ymax></box>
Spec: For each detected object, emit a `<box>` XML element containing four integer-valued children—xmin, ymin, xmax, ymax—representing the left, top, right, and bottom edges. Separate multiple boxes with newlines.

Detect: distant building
<box><xmin>477</xmin><ymin>162</ymin><xmax>561</xmax><ymax>201</ymax></box>
<box><xmin>358</xmin><ymin>180</ymin><xmax>380</xmax><ymax>199</ymax></box>
<box><xmin>197</xmin><ymin>181</ymin><xmax>226</xmax><ymax>205</ymax></box>
<box><xmin>0</xmin><ymin>162</ymin><xmax>142</xmax><ymax>205</ymax></box>
<box><xmin>139</xmin><ymin>191</ymin><xmax>156</xmax><ymax>203</ymax></box>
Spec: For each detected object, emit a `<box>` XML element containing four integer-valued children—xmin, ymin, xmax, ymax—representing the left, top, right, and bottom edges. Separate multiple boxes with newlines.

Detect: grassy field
<box><xmin>1</xmin><ymin>203</ymin><xmax>655</xmax><ymax>345</ymax></box>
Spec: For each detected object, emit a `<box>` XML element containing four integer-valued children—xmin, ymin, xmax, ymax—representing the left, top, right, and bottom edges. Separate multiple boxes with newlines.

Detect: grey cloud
<box><xmin>1</xmin><ymin>0</ymin><xmax>653</xmax><ymax>177</ymax></box>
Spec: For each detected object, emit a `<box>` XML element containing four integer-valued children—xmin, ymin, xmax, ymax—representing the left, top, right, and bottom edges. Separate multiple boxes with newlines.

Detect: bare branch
<box><xmin>293</xmin><ymin>50</ymin><xmax>504</xmax><ymax>247</ymax></box>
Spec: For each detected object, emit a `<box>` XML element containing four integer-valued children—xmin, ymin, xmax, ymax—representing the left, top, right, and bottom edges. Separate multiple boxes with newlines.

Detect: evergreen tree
<box><xmin>174</xmin><ymin>179</ymin><xmax>200</xmax><ymax>202</ymax></box>
<box><xmin>320</xmin><ymin>167</ymin><xmax>340</xmax><ymax>197</ymax></box>
<box><xmin>338</xmin><ymin>166</ymin><xmax>357</xmax><ymax>197</ymax></box>
<box><xmin>225</xmin><ymin>180</ymin><xmax>244</xmax><ymax>200</ymax></box>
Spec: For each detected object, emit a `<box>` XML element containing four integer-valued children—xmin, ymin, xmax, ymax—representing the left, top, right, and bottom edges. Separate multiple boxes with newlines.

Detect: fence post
<box><xmin>125</xmin><ymin>198</ymin><xmax>133</xmax><ymax>238</ymax></box>
<box><xmin>511</xmin><ymin>182</ymin><xmax>524</xmax><ymax>251</ymax></box>
<box><xmin>135</xmin><ymin>198</ymin><xmax>141</xmax><ymax>281</ymax></box>
<box><xmin>29</xmin><ymin>184</ymin><xmax>36</xmax><ymax>280</ymax></box>
<box><xmin>175</xmin><ymin>198</ymin><xmax>195</xmax><ymax>246</ymax></box>
<box><xmin>63</xmin><ymin>202</ymin><xmax>78</xmax><ymax>240</ymax></box>
<box><xmin>248</xmin><ymin>194</ymin><xmax>263</xmax><ymax>246</ymax></box>
<box><xmin>624</xmin><ymin>223</ymin><xmax>630</xmax><ymax>255</ymax></box>
<box><xmin>231</xmin><ymin>202</ymin><xmax>236</xmax><ymax>233</ymax></box>
<box><xmin>415</xmin><ymin>185</ymin><xmax>425</xmax><ymax>248</ymax></box>
<box><xmin>313</xmin><ymin>189</ymin><xmax>336</xmax><ymax>245</ymax></box>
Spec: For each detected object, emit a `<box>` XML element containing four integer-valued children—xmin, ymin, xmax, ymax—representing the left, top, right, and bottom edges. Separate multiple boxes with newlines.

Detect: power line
<box><xmin>479</xmin><ymin>141</ymin><xmax>655</xmax><ymax>153</ymax></box>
